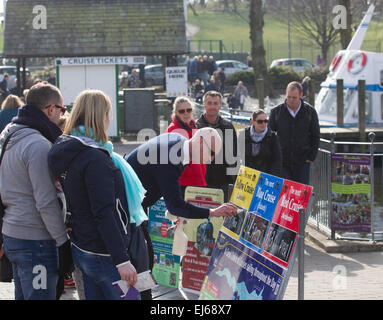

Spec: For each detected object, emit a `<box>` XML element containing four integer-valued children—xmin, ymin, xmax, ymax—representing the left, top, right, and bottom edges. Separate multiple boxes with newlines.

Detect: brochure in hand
<box><xmin>113</xmin><ymin>271</ymin><xmax>158</xmax><ymax>300</ymax></box>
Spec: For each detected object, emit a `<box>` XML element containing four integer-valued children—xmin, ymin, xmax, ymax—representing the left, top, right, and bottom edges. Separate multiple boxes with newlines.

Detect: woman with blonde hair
<box><xmin>47</xmin><ymin>89</ymin><xmax>149</xmax><ymax>300</ymax></box>
<box><xmin>165</xmin><ymin>96</ymin><xmax>206</xmax><ymax>195</ymax></box>
<box><xmin>0</xmin><ymin>94</ymin><xmax>23</xmax><ymax>132</ymax></box>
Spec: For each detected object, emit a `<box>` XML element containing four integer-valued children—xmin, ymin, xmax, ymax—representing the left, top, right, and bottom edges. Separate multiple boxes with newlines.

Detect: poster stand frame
<box><xmin>276</xmin><ymin>192</ymin><xmax>315</xmax><ymax>300</ymax></box>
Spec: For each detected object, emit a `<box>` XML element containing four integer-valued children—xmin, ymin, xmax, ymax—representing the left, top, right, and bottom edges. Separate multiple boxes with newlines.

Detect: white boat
<box><xmin>316</xmin><ymin>4</ymin><xmax>383</xmax><ymax>127</ymax></box>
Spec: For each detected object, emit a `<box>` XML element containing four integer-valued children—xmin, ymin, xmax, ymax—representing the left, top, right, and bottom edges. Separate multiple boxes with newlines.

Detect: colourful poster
<box><xmin>230</xmin><ymin>166</ymin><xmax>260</xmax><ymax>210</ymax></box>
<box><xmin>199</xmin><ymin>231</ymin><xmax>286</xmax><ymax>300</ymax></box>
<box><xmin>331</xmin><ymin>154</ymin><xmax>371</xmax><ymax>232</ymax></box>
<box><xmin>262</xmin><ymin>180</ymin><xmax>312</xmax><ymax>269</ymax></box>
<box><xmin>182</xmin><ymin>187</ymin><xmax>224</xmax><ymax>293</ymax></box>
<box><xmin>221</xmin><ymin>166</ymin><xmax>260</xmax><ymax>239</ymax></box>
<box><xmin>148</xmin><ymin>199</ymin><xmax>180</xmax><ymax>288</ymax></box>
<box><xmin>240</xmin><ymin>173</ymin><xmax>284</xmax><ymax>253</ymax></box>
<box><xmin>199</xmin><ymin>166</ymin><xmax>313</xmax><ymax>300</ymax></box>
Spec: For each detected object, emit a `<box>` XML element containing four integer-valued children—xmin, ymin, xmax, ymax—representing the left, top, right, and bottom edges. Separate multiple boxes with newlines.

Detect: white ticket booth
<box><xmin>56</xmin><ymin>56</ymin><xmax>146</xmax><ymax>138</ymax></box>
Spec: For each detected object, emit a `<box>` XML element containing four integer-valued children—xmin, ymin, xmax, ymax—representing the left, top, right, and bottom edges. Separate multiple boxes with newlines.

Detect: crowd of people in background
<box><xmin>0</xmin><ymin>53</ymin><xmax>320</xmax><ymax>301</ymax></box>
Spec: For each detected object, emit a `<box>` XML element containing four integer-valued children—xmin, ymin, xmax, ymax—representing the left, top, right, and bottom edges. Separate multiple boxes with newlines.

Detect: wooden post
<box><xmin>358</xmin><ymin>80</ymin><xmax>366</xmax><ymax>147</ymax></box>
<box><xmin>16</xmin><ymin>58</ymin><xmax>21</xmax><ymax>97</ymax></box>
<box><xmin>336</xmin><ymin>79</ymin><xmax>344</xmax><ymax>126</ymax></box>
<box><xmin>22</xmin><ymin>58</ymin><xmax>27</xmax><ymax>92</ymax></box>
<box><xmin>256</xmin><ymin>78</ymin><xmax>264</xmax><ymax>109</ymax></box>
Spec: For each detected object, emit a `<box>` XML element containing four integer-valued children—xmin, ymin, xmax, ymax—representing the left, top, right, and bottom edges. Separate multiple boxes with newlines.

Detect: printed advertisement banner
<box><xmin>331</xmin><ymin>154</ymin><xmax>371</xmax><ymax>232</ymax></box>
<box><xmin>222</xmin><ymin>167</ymin><xmax>260</xmax><ymax>240</ymax></box>
<box><xmin>182</xmin><ymin>187</ymin><xmax>224</xmax><ymax>293</ymax></box>
<box><xmin>148</xmin><ymin>199</ymin><xmax>180</xmax><ymax>288</ymax></box>
<box><xmin>199</xmin><ymin>166</ymin><xmax>313</xmax><ymax>300</ymax></box>
<box><xmin>262</xmin><ymin>179</ymin><xmax>312</xmax><ymax>268</ymax></box>
<box><xmin>241</xmin><ymin>173</ymin><xmax>284</xmax><ymax>254</ymax></box>
<box><xmin>199</xmin><ymin>231</ymin><xmax>286</xmax><ymax>300</ymax></box>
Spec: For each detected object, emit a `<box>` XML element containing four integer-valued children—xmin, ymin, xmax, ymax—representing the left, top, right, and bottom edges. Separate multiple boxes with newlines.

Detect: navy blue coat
<box><xmin>125</xmin><ymin>133</ymin><xmax>210</xmax><ymax>219</ymax></box>
<box><xmin>48</xmin><ymin>135</ymin><xmax>149</xmax><ymax>272</ymax></box>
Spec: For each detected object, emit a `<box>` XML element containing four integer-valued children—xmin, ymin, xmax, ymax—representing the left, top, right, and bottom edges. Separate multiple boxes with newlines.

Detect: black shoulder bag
<box><xmin>0</xmin><ymin>128</ymin><xmax>23</xmax><ymax>245</ymax></box>
<box><xmin>0</xmin><ymin>128</ymin><xmax>22</xmax><ymax>282</ymax></box>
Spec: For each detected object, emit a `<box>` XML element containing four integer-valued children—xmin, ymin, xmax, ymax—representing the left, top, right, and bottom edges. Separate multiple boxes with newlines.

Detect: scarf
<box><xmin>175</xmin><ymin>115</ymin><xmax>196</xmax><ymax>131</ymax></box>
<box><xmin>12</xmin><ymin>104</ymin><xmax>62</xmax><ymax>143</ymax></box>
<box><xmin>72</xmin><ymin>126</ymin><xmax>148</xmax><ymax>226</ymax></box>
<box><xmin>250</xmin><ymin>126</ymin><xmax>268</xmax><ymax>156</ymax></box>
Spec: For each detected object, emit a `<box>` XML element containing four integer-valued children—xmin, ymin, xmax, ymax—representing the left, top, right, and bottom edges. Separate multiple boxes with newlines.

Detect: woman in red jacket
<box><xmin>166</xmin><ymin>96</ymin><xmax>206</xmax><ymax>195</ymax></box>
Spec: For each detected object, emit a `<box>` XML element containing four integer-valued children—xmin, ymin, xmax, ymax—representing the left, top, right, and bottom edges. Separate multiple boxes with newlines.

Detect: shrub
<box><xmin>301</xmin><ymin>67</ymin><xmax>329</xmax><ymax>83</ymax></box>
<box><xmin>225</xmin><ymin>66</ymin><xmax>329</xmax><ymax>92</ymax></box>
<box><xmin>269</xmin><ymin>66</ymin><xmax>300</xmax><ymax>89</ymax></box>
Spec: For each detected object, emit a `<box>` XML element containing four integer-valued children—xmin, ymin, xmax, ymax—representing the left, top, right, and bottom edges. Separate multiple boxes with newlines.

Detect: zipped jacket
<box><xmin>48</xmin><ymin>135</ymin><xmax>149</xmax><ymax>271</ymax></box>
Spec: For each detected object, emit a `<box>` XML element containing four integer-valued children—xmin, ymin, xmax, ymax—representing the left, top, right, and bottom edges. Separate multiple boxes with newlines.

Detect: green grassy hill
<box><xmin>187</xmin><ymin>5</ymin><xmax>383</xmax><ymax>65</ymax></box>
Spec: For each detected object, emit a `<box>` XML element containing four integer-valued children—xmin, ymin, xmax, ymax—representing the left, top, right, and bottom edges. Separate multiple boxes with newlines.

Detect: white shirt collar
<box><xmin>286</xmin><ymin>101</ymin><xmax>302</xmax><ymax>118</ymax></box>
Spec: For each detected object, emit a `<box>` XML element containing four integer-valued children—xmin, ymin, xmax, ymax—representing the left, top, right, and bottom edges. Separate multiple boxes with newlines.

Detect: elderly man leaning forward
<box><xmin>125</xmin><ymin>127</ymin><xmax>238</xmax><ymax>299</ymax></box>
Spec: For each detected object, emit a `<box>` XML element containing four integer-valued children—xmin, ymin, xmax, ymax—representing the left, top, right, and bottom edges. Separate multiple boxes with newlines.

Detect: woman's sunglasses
<box><xmin>177</xmin><ymin>108</ymin><xmax>193</xmax><ymax>114</ymax></box>
<box><xmin>255</xmin><ymin>119</ymin><xmax>268</xmax><ymax>124</ymax></box>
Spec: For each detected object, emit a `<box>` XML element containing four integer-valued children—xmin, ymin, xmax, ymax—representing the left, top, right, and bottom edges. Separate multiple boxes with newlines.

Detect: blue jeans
<box><xmin>71</xmin><ymin>245</ymin><xmax>123</xmax><ymax>300</ymax></box>
<box><xmin>2</xmin><ymin>235</ymin><xmax>58</xmax><ymax>300</ymax></box>
<box><xmin>281</xmin><ymin>162</ymin><xmax>311</xmax><ymax>185</ymax></box>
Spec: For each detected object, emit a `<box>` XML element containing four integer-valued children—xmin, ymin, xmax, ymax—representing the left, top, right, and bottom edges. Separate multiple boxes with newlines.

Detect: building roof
<box><xmin>3</xmin><ymin>0</ymin><xmax>187</xmax><ymax>58</ymax></box>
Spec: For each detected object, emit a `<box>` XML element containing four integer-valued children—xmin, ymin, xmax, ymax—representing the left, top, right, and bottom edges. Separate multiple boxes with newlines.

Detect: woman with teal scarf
<box><xmin>48</xmin><ymin>89</ymin><xmax>149</xmax><ymax>300</ymax></box>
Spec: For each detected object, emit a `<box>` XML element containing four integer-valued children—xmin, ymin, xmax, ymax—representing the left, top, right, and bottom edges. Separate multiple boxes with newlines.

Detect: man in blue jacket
<box><xmin>125</xmin><ymin>127</ymin><xmax>238</xmax><ymax>299</ymax></box>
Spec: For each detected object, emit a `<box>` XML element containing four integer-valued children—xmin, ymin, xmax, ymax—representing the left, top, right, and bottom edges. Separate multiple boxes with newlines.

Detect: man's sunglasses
<box><xmin>255</xmin><ymin>119</ymin><xmax>269</xmax><ymax>124</ymax></box>
<box><xmin>201</xmin><ymin>137</ymin><xmax>216</xmax><ymax>158</ymax></box>
<box><xmin>45</xmin><ymin>104</ymin><xmax>67</xmax><ymax>115</ymax></box>
<box><xmin>45</xmin><ymin>104</ymin><xmax>66</xmax><ymax>114</ymax></box>
<box><xmin>177</xmin><ymin>108</ymin><xmax>193</xmax><ymax>114</ymax></box>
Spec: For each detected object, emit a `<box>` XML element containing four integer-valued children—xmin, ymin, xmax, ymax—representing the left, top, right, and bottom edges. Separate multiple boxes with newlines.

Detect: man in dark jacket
<box><xmin>268</xmin><ymin>81</ymin><xmax>320</xmax><ymax>185</ymax></box>
<box><xmin>125</xmin><ymin>128</ymin><xmax>238</xmax><ymax>299</ymax></box>
<box><xmin>196</xmin><ymin>91</ymin><xmax>238</xmax><ymax>202</ymax></box>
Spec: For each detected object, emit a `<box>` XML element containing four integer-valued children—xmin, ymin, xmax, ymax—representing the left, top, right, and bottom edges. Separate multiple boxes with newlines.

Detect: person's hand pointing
<box><xmin>209</xmin><ymin>203</ymin><xmax>238</xmax><ymax>218</ymax></box>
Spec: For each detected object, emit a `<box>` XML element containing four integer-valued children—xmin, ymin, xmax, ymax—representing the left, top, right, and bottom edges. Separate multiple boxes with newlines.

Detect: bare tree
<box><xmin>289</xmin><ymin>0</ymin><xmax>341</xmax><ymax>64</ymax></box>
<box><xmin>249</xmin><ymin>0</ymin><xmax>274</xmax><ymax>98</ymax></box>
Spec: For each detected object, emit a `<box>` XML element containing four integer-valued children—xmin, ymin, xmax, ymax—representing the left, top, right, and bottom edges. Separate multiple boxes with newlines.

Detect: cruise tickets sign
<box><xmin>199</xmin><ymin>166</ymin><xmax>313</xmax><ymax>300</ymax></box>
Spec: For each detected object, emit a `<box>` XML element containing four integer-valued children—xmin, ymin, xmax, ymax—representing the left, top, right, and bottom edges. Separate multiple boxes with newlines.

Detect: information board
<box><xmin>200</xmin><ymin>166</ymin><xmax>313</xmax><ymax>300</ymax></box>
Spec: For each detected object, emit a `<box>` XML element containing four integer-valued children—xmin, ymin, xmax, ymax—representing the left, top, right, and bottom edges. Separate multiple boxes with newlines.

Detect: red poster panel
<box><xmin>262</xmin><ymin>180</ymin><xmax>312</xmax><ymax>269</ymax></box>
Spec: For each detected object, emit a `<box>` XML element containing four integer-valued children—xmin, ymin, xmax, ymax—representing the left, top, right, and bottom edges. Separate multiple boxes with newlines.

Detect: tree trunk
<box><xmin>249</xmin><ymin>0</ymin><xmax>274</xmax><ymax>98</ymax></box>
<box><xmin>188</xmin><ymin>3</ymin><xmax>198</xmax><ymax>16</ymax></box>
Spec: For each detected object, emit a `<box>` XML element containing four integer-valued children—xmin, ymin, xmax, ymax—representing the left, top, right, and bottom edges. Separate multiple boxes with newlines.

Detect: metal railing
<box><xmin>309</xmin><ymin>132</ymin><xmax>383</xmax><ymax>242</ymax></box>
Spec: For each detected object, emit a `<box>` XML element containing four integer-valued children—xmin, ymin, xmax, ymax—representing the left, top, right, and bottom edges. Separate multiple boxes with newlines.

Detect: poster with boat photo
<box><xmin>331</xmin><ymin>154</ymin><xmax>371</xmax><ymax>232</ymax></box>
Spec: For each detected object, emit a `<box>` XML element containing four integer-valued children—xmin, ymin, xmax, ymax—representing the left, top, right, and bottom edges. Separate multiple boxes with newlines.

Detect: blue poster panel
<box><xmin>240</xmin><ymin>173</ymin><xmax>284</xmax><ymax>253</ymax></box>
<box><xmin>199</xmin><ymin>231</ymin><xmax>286</xmax><ymax>300</ymax></box>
